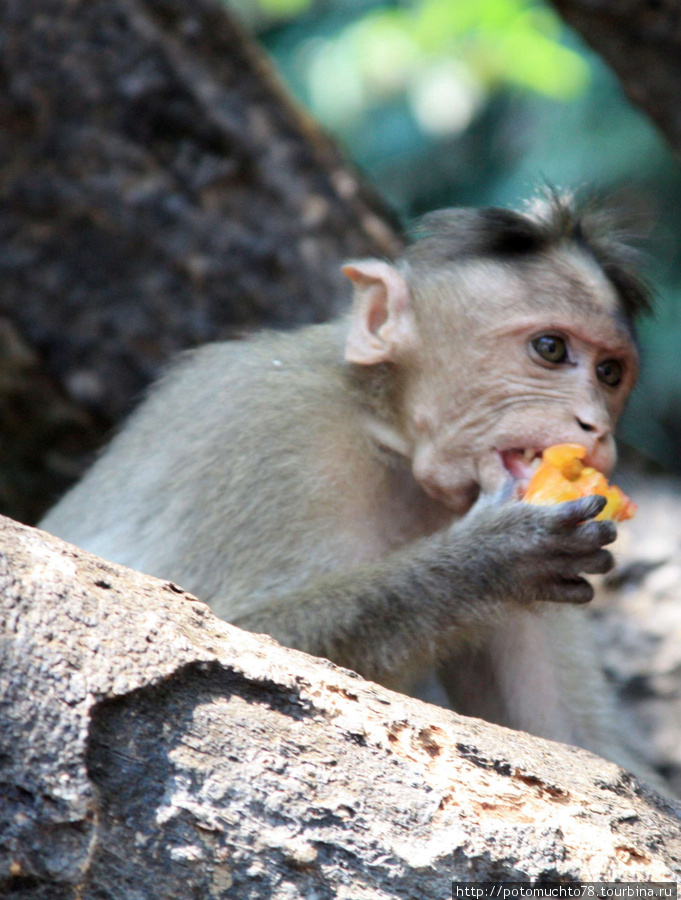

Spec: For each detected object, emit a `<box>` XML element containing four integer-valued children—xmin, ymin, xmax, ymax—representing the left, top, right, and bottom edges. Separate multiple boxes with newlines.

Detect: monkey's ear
<box><xmin>342</xmin><ymin>260</ymin><xmax>414</xmax><ymax>365</ymax></box>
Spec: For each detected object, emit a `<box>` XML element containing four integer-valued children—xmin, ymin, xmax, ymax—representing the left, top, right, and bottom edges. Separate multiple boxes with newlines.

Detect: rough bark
<box><xmin>0</xmin><ymin>515</ymin><xmax>680</xmax><ymax>900</ymax></box>
<box><xmin>551</xmin><ymin>0</ymin><xmax>681</xmax><ymax>154</ymax></box>
<box><xmin>0</xmin><ymin>0</ymin><xmax>402</xmax><ymax>524</ymax></box>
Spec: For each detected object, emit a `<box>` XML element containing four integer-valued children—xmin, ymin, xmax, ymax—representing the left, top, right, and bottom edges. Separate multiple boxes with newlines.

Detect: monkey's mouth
<box><xmin>500</xmin><ymin>448</ymin><xmax>542</xmax><ymax>483</ymax></box>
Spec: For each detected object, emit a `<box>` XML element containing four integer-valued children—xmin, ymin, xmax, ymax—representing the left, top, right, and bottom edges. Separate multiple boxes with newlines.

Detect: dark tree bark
<box><xmin>0</xmin><ymin>0</ymin><xmax>402</xmax><ymax>524</ymax></box>
<box><xmin>551</xmin><ymin>0</ymin><xmax>681</xmax><ymax>154</ymax></box>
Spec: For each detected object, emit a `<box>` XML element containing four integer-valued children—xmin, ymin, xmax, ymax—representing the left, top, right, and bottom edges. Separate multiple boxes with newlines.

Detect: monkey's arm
<box><xmin>234</xmin><ymin>495</ymin><xmax>614</xmax><ymax>682</ymax></box>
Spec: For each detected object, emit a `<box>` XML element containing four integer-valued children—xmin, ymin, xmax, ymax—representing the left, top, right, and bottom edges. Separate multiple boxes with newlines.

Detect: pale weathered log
<box><xmin>1</xmin><ymin>515</ymin><xmax>680</xmax><ymax>899</ymax></box>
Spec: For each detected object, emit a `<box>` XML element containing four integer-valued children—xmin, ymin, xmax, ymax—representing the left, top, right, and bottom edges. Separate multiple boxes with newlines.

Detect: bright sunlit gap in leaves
<box><xmin>228</xmin><ymin>0</ymin><xmax>589</xmax><ymax>134</ymax></box>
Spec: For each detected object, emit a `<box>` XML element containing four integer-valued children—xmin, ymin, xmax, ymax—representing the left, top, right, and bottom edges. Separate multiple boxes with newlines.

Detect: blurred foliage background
<box><xmin>228</xmin><ymin>0</ymin><xmax>681</xmax><ymax>473</ymax></box>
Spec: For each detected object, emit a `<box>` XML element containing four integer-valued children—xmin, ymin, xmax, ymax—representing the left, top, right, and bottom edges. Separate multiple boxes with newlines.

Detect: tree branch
<box><xmin>1</xmin><ymin>516</ymin><xmax>679</xmax><ymax>897</ymax></box>
<box><xmin>551</xmin><ymin>0</ymin><xmax>681</xmax><ymax>153</ymax></box>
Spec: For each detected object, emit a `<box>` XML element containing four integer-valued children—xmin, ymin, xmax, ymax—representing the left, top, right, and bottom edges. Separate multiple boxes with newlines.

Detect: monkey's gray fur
<box><xmin>42</xmin><ymin>194</ymin><xmax>665</xmax><ymax>789</ymax></box>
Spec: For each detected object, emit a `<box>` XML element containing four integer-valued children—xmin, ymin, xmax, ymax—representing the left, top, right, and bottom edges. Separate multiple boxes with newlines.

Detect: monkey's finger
<box><xmin>548</xmin><ymin>495</ymin><xmax>608</xmax><ymax>530</ymax></box>
<box><xmin>544</xmin><ymin>576</ymin><xmax>594</xmax><ymax>605</ymax></box>
<box><xmin>555</xmin><ymin>519</ymin><xmax>618</xmax><ymax>552</ymax></box>
<box><xmin>562</xmin><ymin>549</ymin><xmax>615</xmax><ymax>577</ymax></box>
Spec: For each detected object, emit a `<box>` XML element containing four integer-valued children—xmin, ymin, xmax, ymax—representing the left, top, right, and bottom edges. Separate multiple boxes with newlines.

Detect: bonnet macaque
<box><xmin>41</xmin><ymin>195</ymin><xmax>657</xmax><ymax>781</ymax></box>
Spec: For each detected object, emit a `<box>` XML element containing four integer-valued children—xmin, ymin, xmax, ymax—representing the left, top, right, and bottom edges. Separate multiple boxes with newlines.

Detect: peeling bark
<box><xmin>1</xmin><ymin>517</ymin><xmax>680</xmax><ymax>898</ymax></box>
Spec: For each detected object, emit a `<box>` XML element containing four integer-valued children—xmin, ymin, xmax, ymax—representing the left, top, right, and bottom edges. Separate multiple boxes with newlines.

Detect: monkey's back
<box><xmin>40</xmin><ymin>322</ymin><xmax>387</xmax><ymax>619</ymax></box>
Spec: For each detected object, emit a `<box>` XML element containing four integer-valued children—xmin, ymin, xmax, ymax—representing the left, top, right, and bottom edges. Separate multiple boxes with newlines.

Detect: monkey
<box><xmin>40</xmin><ymin>193</ymin><xmax>661</xmax><ymax>785</ymax></box>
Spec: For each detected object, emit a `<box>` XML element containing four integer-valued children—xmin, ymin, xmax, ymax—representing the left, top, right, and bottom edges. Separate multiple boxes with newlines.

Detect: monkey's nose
<box><xmin>575</xmin><ymin>416</ymin><xmax>616</xmax><ymax>474</ymax></box>
<box><xmin>575</xmin><ymin>413</ymin><xmax>611</xmax><ymax>440</ymax></box>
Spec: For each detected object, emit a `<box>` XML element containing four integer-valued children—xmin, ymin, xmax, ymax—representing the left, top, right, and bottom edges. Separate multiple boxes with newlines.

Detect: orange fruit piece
<box><xmin>522</xmin><ymin>443</ymin><xmax>636</xmax><ymax>521</ymax></box>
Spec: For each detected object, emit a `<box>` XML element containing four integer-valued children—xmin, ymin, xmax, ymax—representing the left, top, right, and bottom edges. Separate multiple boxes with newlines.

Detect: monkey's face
<box><xmin>405</xmin><ymin>249</ymin><xmax>639</xmax><ymax>514</ymax></box>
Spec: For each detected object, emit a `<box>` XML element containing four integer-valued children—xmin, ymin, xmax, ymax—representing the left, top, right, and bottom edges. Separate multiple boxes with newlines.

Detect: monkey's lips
<box><xmin>499</xmin><ymin>446</ymin><xmax>610</xmax><ymax>493</ymax></box>
<box><xmin>500</xmin><ymin>448</ymin><xmax>542</xmax><ymax>487</ymax></box>
<box><xmin>477</xmin><ymin>444</ymin><xmax>606</xmax><ymax>499</ymax></box>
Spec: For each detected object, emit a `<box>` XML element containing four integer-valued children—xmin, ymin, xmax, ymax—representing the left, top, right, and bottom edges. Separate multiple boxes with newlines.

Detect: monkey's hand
<box><xmin>453</xmin><ymin>492</ymin><xmax>616</xmax><ymax>606</ymax></box>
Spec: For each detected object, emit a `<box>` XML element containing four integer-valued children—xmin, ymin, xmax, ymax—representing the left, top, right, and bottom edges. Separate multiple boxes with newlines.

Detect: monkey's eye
<box><xmin>596</xmin><ymin>359</ymin><xmax>623</xmax><ymax>387</ymax></box>
<box><xmin>531</xmin><ymin>334</ymin><xmax>569</xmax><ymax>364</ymax></box>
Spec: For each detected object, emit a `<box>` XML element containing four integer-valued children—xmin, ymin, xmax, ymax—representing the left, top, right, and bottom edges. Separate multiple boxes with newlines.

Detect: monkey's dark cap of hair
<box><xmin>405</xmin><ymin>194</ymin><xmax>653</xmax><ymax>321</ymax></box>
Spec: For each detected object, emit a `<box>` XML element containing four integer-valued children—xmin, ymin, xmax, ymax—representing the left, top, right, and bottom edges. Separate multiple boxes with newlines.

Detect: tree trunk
<box><xmin>1</xmin><ymin>517</ymin><xmax>680</xmax><ymax>898</ymax></box>
<box><xmin>0</xmin><ymin>0</ymin><xmax>402</xmax><ymax>524</ymax></box>
<box><xmin>551</xmin><ymin>0</ymin><xmax>681</xmax><ymax>154</ymax></box>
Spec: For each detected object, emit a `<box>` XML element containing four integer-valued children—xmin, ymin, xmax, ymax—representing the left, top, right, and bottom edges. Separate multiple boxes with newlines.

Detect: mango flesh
<box><xmin>522</xmin><ymin>443</ymin><xmax>636</xmax><ymax>522</ymax></box>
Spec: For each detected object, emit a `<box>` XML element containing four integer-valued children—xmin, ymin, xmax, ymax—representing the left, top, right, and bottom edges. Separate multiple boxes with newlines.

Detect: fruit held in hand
<box><xmin>522</xmin><ymin>443</ymin><xmax>636</xmax><ymax>521</ymax></box>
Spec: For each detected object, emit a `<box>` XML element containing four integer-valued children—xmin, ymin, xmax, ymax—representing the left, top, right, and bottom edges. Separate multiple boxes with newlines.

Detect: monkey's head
<box><xmin>343</xmin><ymin>194</ymin><xmax>651</xmax><ymax>514</ymax></box>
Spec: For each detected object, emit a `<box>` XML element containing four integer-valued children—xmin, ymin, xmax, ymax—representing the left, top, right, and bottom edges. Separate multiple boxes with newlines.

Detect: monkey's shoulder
<box><xmin>148</xmin><ymin>324</ymin><xmax>350</xmax><ymax>423</ymax></box>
